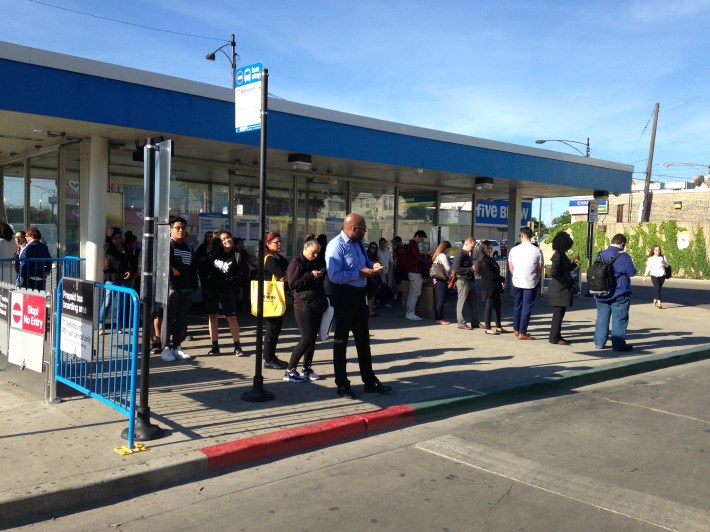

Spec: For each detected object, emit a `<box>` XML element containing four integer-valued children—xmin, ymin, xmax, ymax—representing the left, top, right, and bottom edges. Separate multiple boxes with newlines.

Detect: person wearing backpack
<box><xmin>593</xmin><ymin>233</ymin><xmax>636</xmax><ymax>351</ymax></box>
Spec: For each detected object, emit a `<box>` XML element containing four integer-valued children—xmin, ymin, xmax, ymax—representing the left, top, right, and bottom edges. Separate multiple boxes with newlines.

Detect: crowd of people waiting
<box><xmin>0</xmin><ymin>212</ymin><xmax>664</xmax><ymax>396</ymax></box>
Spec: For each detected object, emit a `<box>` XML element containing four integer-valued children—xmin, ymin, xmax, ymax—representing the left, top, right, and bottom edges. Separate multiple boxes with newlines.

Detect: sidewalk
<box><xmin>2</xmin><ymin>278</ymin><xmax>709</xmax><ymax>526</ymax></box>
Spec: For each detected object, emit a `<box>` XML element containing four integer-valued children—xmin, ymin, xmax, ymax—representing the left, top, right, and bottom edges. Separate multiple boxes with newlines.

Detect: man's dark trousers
<box><xmin>512</xmin><ymin>286</ymin><xmax>537</xmax><ymax>334</ymax></box>
<box><xmin>332</xmin><ymin>284</ymin><xmax>376</xmax><ymax>387</ymax></box>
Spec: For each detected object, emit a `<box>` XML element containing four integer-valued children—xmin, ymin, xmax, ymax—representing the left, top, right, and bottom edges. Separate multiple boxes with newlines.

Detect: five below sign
<box><xmin>10</xmin><ymin>292</ymin><xmax>46</xmax><ymax>336</ymax></box>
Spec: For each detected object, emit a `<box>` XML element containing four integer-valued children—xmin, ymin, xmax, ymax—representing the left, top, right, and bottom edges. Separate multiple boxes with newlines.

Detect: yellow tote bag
<box><xmin>251</xmin><ymin>275</ymin><xmax>286</xmax><ymax>317</ymax></box>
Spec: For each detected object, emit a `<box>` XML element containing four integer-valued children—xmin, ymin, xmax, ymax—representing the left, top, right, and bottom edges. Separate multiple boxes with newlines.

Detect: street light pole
<box><xmin>535</xmin><ymin>138</ymin><xmax>590</xmax><ymax>157</ymax></box>
<box><xmin>205</xmin><ymin>33</ymin><xmax>237</xmax><ymax>86</ymax></box>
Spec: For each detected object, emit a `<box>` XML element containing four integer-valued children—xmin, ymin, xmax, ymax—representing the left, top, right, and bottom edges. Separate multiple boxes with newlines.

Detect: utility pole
<box><xmin>639</xmin><ymin>102</ymin><xmax>659</xmax><ymax>223</ymax></box>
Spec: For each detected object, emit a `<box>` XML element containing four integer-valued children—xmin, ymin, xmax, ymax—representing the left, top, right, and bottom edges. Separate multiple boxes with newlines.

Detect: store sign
<box><xmin>475</xmin><ymin>200</ymin><xmax>532</xmax><ymax>227</ymax></box>
<box><xmin>570</xmin><ymin>199</ymin><xmax>607</xmax><ymax>215</ymax></box>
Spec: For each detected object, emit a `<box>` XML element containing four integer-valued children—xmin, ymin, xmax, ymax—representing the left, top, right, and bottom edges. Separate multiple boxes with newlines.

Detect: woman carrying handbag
<box><xmin>430</xmin><ymin>240</ymin><xmax>452</xmax><ymax>325</ymax></box>
<box><xmin>263</xmin><ymin>232</ymin><xmax>290</xmax><ymax>369</ymax></box>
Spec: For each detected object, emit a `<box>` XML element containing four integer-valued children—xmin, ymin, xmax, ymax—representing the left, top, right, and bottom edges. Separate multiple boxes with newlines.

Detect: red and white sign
<box><xmin>10</xmin><ymin>292</ymin><xmax>46</xmax><ymax>336</ymax></box>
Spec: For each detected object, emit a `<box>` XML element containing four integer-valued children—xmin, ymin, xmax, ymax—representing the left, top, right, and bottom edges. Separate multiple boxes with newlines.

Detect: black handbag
<box><xmin>664</xmin><ymin>265</ymin><xmax>672</xmax><ymax>279</ymax></box>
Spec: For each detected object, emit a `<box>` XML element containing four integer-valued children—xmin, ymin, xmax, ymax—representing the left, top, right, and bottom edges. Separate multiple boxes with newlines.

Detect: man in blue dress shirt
<box><xmin>325</xmin><ymin>213</ymin><xmax>393</xmax><ymax>398</ymax></box>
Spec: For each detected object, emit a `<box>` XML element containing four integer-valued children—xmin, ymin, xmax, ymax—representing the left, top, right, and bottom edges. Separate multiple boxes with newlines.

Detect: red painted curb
<box><xmin>357</xmin><ymin>405</ymin><xmax>416</xmax><ymax>431</ymax></box>
<box><xmin>201</xmin><ymin>415</ymin><xmax>367</xmax><ymax>471</ymax></box>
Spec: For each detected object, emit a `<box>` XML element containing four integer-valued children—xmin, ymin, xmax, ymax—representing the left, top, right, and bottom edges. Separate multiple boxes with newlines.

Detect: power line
<box><xmin>27</xmin><ymin>0</ymin><xmax>224</xmax><ymax>42</ymax></box>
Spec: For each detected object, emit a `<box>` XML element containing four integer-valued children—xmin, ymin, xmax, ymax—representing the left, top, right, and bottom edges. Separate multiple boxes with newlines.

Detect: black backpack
<box><xmin>587</xmin><ymin>251</ymin><xmax>619</xmax><ymax>297</ymax></box>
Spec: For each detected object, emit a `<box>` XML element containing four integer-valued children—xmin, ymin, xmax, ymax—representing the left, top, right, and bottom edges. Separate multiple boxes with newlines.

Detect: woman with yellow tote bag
<box><xmin>257</xmin><ymin>232</ymin><xmax>289</xmax><ymax>369</ymax></box>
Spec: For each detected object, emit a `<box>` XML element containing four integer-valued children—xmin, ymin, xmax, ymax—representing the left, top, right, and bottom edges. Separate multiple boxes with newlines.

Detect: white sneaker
<box><xmin>172</xmin><ymin>346</ymin><xmax>191</xmax><ymax>359</ymax></box>
<box><xmin>160</xmin><ymin>346</ymin><xmax>176</xmax><ymax>362</ymax></box>
<box><xmin>405</xmin><ymin>312</ymin><xmax>423</xmax><ymax>321</ymax></box>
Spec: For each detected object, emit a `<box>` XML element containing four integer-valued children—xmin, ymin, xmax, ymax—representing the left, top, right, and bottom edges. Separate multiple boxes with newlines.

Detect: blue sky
<box><xmin>3</xmin><ymin>0</ymin><xmax>710</xmax><ymax>223</ymax></box>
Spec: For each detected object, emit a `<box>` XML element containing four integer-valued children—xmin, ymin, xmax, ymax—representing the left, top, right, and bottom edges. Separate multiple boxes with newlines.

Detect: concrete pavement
<box><xmin>1</xmin><ymin>277</ymin><xmax>709</xmax><ymax>526</ymax></box>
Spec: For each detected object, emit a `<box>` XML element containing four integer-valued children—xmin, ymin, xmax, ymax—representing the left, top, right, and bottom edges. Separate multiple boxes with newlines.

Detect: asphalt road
<box><xmin>19</xmin><ymin>359</ymin><xmax>710</xmax><ymax>532</ymax></box>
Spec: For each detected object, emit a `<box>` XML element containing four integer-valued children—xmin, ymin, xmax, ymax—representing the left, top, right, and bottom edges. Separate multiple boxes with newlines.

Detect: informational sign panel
<box><xmin>475</xmin><ymin>200</ymin><xmax>532</xmax><ymax>227</ymax></box>
<box><xmin>326</xmin><ymin>217</ymin><xmax>344</xmax><ymax>240</ymax></box>
<box><xmin>234</xmin><ymin>62</ymin><xmax>263</xmax><ymax>133</ymax></box>
<box><xmin>570</xmin><ymin>198</ymin><xmax>607</xmax><ymax>216</ymax></box>
<box><xmin>0</xmin><ymin>286</ymin><xmax>9</xmax><ymax>357</ymax></box>
<box><xmin>588</xmin><ymin>200</ymin><xmax>599</xmax><ymax>223</ymax></box>
<box><xmin>8</xmin><ymin>291</ymin><xmax>48</xmax><ymax>373</ymax></box>
<box><xmin>199</xmin><ymin>213</ymin><xmax>229</xmax><ymax>238</ymax></box>
<box><xmin>60</xmin><ymin>278</ymin><xmax>94</xmax><ymax>361</ymax></box>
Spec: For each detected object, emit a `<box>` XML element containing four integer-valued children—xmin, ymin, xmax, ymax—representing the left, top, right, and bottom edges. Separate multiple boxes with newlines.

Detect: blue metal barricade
<box><xmin>0</xmin><ymin>256</ymin><xmax>84</xmax><ymax>292</ymax></box>
<box><xmin>54</xmin><ymin>279</ymin><xmax>140</xmax><ymax>450</ymax></box>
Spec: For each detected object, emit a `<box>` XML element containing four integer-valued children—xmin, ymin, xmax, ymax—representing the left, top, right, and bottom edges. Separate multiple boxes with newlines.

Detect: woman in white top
<box><xmin>431</xmin><ymin>240</ymin><xmax>453</xmax><ymax>325</ymax></box>
<box><xmin>643</xmin><ymin>245</ymin><xmax>669</xmax><ymax>309</ymax></box>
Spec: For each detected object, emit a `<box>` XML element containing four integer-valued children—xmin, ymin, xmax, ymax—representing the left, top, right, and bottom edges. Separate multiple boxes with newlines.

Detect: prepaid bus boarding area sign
<box><xmin>60</xmin><ymin>278</ymin><xmax>94</xmax><ymax>361</ymax></box>
<box><xmin>234</xmin><ymin>61</ymin><xmax>263</xmax><ymax>133</ymax></box>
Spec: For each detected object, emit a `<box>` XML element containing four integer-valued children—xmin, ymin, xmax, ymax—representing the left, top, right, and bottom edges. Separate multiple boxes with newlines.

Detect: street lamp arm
<box><xmin>662</xmin><ymin>161</ymin><xmax>710</xmax><ymax>174</ymax></box>
<box><xmin>205</xmin><ymin>33</ymin><xmax>238</xmax><ymax>85</ymax></box>
<box><xmin>535</xmin><ymin>138</ymin><xmax>590</xmax><ymax>157</ymax></box>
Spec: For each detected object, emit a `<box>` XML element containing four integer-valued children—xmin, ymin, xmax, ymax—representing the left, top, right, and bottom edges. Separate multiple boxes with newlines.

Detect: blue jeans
<box><xmin>434</xmin><ymin>280</ymin><xmax>448</xmax><ymax>320</ymax></box>
<box><xmin>594</xmin><ymin>295</ymin><xmax>631</xmax><ymax>349</ymax></box>
<box><xmin>512</xmin><ymin>287</ymin><xmax>537</xmax><ymax>334</ymax></box>
<box><xmin>99</xmin><ymin>279</ymin><xmax>131</xmax><ymax>329</ymax></box>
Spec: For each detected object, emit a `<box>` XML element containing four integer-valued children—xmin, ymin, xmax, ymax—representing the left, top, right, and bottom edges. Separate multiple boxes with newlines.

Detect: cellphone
<box><xmin>319</xmin><ymin>268</ymin><xmax>326</xmax><ymax>274</ymax></box>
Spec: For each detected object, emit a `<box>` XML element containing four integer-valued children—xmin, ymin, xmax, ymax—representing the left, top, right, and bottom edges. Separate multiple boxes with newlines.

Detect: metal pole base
<box><xmin>125</xmin><ymin>409</ymin><xmax>165</xmax><ymax>441</ymax></box>
<box><xmin>242</xmin><ymin>375</ymin><xmax>275</xmax><ymax>402</ymax></box>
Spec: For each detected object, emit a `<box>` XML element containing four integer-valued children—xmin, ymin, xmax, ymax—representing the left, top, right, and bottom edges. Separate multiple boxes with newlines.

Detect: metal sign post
<box><xmin>242</xmin><ymin>67</ymin><xmax>274</xmax><ymax>402</ymax></box>
<box><xmin>583</xmin><ymin>200</ymin><xmax>599</xmax><ymax>297</ymax></box>
<box><xmin>128</xmin><ymin>138</ymin><xmax>167</xmax><ymax>440</ymax></box>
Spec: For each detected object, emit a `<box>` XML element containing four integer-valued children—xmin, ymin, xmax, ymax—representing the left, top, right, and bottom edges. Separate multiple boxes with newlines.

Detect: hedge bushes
<box><xmin>545</xmin><ymin>221</ymin><xmax>710</xmax><ymax>279</ymax></box>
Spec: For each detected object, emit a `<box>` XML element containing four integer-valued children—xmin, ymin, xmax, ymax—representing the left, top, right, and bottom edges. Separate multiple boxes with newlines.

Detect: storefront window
<box><xmin>29</xmin><ymin>152</ymin><xmax>59</xmax><ymax>256</ymax></box>
<box><xmin>62</xmin><ymin>145</ymin><xmax>81</xmax><ymax>256</ymax></box>
<box><xmin>1</xmin><ymin>161</ymin><xmax>24</xmax><ymax>232</ymax></box>
<box><xmin>294</xmin><ymin>175</ymin><xmax>347</xmax><ymax>250</ymax></box>
<box><xmin>440</xmin><ymin>192</ymin><xmax>473</xmax><ymax>250</ymax></box>
<box><xmin>398</xmin><ymin>190</ymin><xmax>436</xmax><ymax>251</ymax></box>
<box><xmin>350</xmin><ymin>181</ymin><xmax>396</xmax><ymax>246</ymax></box>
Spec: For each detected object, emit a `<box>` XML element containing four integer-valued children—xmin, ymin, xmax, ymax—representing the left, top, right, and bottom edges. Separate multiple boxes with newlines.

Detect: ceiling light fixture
<box><xmin>474</xmin><ymin>177</ymin><xmax>494</xmax><ymax>190</ymax></box>
<box><xmin>287</xmin><ymin>153</ymin><xmax>312</xmax><ymax>171</ymax></box>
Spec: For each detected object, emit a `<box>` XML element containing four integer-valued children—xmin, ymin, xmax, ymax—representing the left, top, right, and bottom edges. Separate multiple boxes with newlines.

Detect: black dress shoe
<box><xmin>363</xmin><ymin>381</ymin><xmax>393</xmax><ymax>394</ymax></box>
<box><xmin>264</xmin><ymin>358</ymin><xmax>288</xmax><ymax>369</ymax></box>
<box><xmin>336</xmin><ymin>385</ymin><xmax>356</xmax><ymax>399</ymax></box>
<box><xmin>613</xmin><ymin>344</ymin><xmax>634</xmax><ymax>352</ymax></box>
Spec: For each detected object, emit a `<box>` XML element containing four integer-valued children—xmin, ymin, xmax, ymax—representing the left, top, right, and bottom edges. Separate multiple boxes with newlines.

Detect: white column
<box><xmin>84</xmin><ymin>137</ymin><xmax>109</xmax><ymax>281</ymax></box>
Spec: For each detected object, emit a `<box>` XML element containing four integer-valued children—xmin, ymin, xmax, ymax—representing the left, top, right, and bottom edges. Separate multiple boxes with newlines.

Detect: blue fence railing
<box><xmin>0</xmin><ymin>256</ymin><xmax>84</xmax><ymax>292</ymax></box>
<box><xmin>54</xmin><ymin>279</ymin><xmax>140</xmax><ymax>450</ymax></box>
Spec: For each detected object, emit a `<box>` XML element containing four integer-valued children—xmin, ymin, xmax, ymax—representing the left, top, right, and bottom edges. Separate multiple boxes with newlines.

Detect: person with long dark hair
<box><xmin>263</xmin><ymin>232</ymin><xmax>289</xmax><ymax>369</ymax></box>
<box><xmin>99</xmin><ymin>227</ymin><xmax>136</xmax><ymax>333</ymax></box>
<box><xmin>204</xmin><ymin>230</ymin><xmax>247</xmax><ymax>357</ymax></box>
<box><xmin>644</xmin><ymin>245</ymin><xmax>670</xmax><ymax>309</ymax></box>
<box><xmin>547</xmin><ymin>231</ymin><xmax>579</xmax><ymax>345</ymax></box>
<box><xmin>284</xmin><ymin>238</ymin><xmax>328</xmax><ymax>382</ymax></box>
<box><xmin>478</xmin><ymin>240</ymin><xmax>507</xmax><ymax>334</ymax></box>
<box><xmin>431</xmin><ymin>240</ymin><xmax>452</xmax><ymax>325</ymax></box>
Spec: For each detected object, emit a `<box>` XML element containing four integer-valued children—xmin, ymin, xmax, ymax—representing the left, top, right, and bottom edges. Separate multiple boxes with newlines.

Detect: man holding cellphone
<box><xmin>325</xmin><ymin>213</ymin><xmax>392</xmax><ymax>399</ymax></box>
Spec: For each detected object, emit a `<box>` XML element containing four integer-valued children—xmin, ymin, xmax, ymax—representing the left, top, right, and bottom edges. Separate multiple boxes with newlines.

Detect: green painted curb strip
<box><xmin>409</xmin><ymin>344</ymin><xmax>710</xmax><ymax>422</ymax></box>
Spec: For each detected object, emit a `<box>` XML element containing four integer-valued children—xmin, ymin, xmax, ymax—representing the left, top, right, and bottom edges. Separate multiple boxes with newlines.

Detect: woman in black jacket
<box><xmin>547</xmin><ymin>231</ymin><xmax>579</xmax><ymax>345</ymax></box>
<box><xmin>478</xmin><ymin>240</ymin><xmax>508</xmax><ymax>335</ymax></box>
<box><xmin>284</xmin><ymin>238</ymin><xmax>328</xmax><ymax>382</ymax></box>
<box><xmin>204</xmin><ymin>230</ymin><xmax>247</xmax><ymax>357</ymax></box>
<box><xmin>100</xmin><ymin>228</ymin><xmax>136</xmax><ymax>333</ymax></box>
<box><xmin>263</xmin><ymin>232</ymin><xmax>290</xmax><ymax>370</ymax></box>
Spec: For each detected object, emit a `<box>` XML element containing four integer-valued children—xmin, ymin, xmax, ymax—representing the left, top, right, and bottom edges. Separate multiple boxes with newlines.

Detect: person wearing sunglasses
<box><xmin>160</xmin><ymin>216</ymin><xmax>198</xmax><ymax>362</ymax></box>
